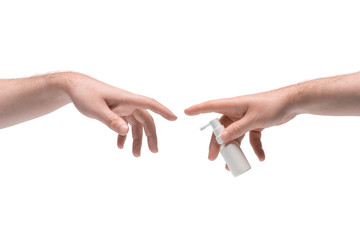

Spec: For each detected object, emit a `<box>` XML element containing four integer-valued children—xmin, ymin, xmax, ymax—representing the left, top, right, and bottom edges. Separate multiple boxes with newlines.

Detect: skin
<box><xmin>0</xmin><ymin>72</ymin><xmax>177</xmax><ymax>157</ymax></box>
<box><xmin>185</xmin><ymin>71</ymin><xmax>360</xmax><ymax>171</ymax></box>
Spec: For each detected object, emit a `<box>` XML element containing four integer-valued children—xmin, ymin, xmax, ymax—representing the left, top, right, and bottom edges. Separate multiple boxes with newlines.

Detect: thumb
<box><xmin>99</xmin><ymin>108</ymin><xmax>129</xmax><ymax>135</ymax></box>
<box><xmin>221</xmin><ymin>116</ymin><xmax>254</xmax><ymax>143</ymax></box>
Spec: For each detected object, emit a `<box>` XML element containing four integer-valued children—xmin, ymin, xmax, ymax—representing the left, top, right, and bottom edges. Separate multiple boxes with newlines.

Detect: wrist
<box><xmin>285</xmin><ymin>83</ymin><xmax>308</xmax><ymax>115</ymax></box>
<box><xmin>272</xmin><ymin>83</ymin><xmax>309</xmax><ymax>118</ymax></box>
<box><xmin>280</xmin><ymin>78</ymin><xmax>327</xmax><ymax>116</ymax></box>
<box><xmin>43</xmin><ymin>72</ymin><xmax>79</xmax><ymax>104</ymax></box>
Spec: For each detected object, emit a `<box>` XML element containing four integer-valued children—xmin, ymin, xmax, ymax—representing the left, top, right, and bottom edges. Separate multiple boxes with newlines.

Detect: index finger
<box><xmin>128</xmin><ymin>94</ymin><xmax>177</xmax><ymax>121</ymax></box>
<box><xmin>184</xmin><ymin>98</ymin><xmax>233</xmax><ymax>116</ymax></box>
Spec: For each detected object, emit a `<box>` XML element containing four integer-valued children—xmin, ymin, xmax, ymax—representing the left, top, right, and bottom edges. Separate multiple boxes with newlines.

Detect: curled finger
<box><xmin>125</xmin><ymin>116</ymin><xmax>143</xmax><ymax>157</ymax></box>
<box><xmin>249</xmin><ymin>130</ymin><xmax>265</xmax><ymax>161</ymax></box>
<box><xmin>133</xmin><ymin>109</ymin><xmax>158</xmax><ymax>153</ymax></box>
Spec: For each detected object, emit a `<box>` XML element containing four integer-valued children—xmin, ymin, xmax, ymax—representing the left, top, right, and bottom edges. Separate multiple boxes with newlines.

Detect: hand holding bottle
<box><xmin>185</xmin><ymin>89</ymin><xmax>295</xmax><ymax>164</ymax></box>
<box><xmin>185</xmin><ymin>72</ymin><xmax>360</xmax><ymax>167</ymax></box>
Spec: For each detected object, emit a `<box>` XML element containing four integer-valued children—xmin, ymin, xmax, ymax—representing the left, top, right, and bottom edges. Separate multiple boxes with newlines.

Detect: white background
<box><xmin>1</xmin><ymin>0</ymin><xmax>360</xmax><ymax>239</ymax></box>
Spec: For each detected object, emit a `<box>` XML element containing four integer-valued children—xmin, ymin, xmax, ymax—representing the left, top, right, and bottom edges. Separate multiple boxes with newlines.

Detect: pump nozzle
<box><xmin>200</xmin><ymin>122</ymin><xmax>210</xmax><ymax>131</ymax></box>
<box><xmin>200</xmin><ymin>118</ymin><xmax>225</xmax><ymax>144</ymax></box>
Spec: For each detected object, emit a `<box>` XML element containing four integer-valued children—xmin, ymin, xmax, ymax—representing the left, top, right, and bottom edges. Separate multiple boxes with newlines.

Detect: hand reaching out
<box><xmin>62</xmin><ymin>73</ymin><xmax>177</xmax><ymax>157</ymax></box>
<box><xmin>2</xmin><ymin>71</ymin><xmax>360</xmax><ymax>160</ymax></box>
<box><xmin>185</xmin><ymin>89</ymin><xmax>297</xmax><ymax>164</ymax></box>
<box><xmin>185</xmin><ymin>72</ymin><xmax>360</xmax><ymax>170</ymax></box>
<box><xmin>0</xmin><ymin>72</ymin><xmax>177</xmax><ymax>157</ymax></box>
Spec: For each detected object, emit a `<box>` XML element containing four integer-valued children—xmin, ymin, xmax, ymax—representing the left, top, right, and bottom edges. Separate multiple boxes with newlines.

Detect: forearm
<box><xmin>0</xmin><ymin>73</ymin><xmax>72</xmax><ymax>128</ymax></box>
<box><xmin>286</xmin><ymin>72</ymin><xmax>360</xmax><ymax>116</ymax></box>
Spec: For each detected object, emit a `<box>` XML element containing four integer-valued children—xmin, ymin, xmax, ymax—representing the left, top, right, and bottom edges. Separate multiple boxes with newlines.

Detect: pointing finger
<box><xmin>184</xmin><ymin>98</ymin><xmax>234</xmax><ymax>116</ymax></box>
<box><xmin>128</xmin><ymin>94</ymin><xmax>177</xmax><ymax>121</ymax></box>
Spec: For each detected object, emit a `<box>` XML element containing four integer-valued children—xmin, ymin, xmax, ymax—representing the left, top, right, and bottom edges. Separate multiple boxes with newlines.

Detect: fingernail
<box><xmin>169</xmin><ymin>114</ymin><xmax>177</xmax><ymax>121</ymax></box>
<box><xmin>119</xmin><ymin>124</ymin><xmax>128</xmax><ymax>134</ymax></box>
<box><xmin>221</xmin><ymin>130</ymin><xmax>229</xmax><ymax>142</ymax></box>
<box><xmin>151</xmin><ymin>145</ymin><xmax>159</xmax><ymax>153</ymax></box>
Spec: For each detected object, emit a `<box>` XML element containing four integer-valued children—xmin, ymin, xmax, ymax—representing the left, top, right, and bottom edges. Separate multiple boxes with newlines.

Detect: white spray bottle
<box><xmin>201</xmin><ymin>118</ymin><xmax>251</xmax><ymax>177</ymax></box>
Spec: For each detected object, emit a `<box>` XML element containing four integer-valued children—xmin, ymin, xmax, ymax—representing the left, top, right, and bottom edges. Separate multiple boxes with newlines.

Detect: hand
<box><xmin>60</xmin><ymin>72</ymin><xmax>177</xmax><ymax>157</ymax></box>
<box><xmin>185</xmin><ymin>89</ymin><xmax>297</xmax><ymax>166</ymax></box>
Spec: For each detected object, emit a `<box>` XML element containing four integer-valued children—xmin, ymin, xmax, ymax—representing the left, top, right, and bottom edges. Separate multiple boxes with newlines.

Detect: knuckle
<box><xmin>231</xmin><ymin>122</ymin><xmax>243</xmax><ymax>134</ymax></box>
<box><xmin>250</xmin><ymin>133</ymin><xmax>263</xmax><ymax>147</ymax></box>
<box><xmin>108</xmin><ymin>115</ymin><xmax>119</xmax><ymax>130</ymax></box>
<box><xmin>148</xmin><ymin>98</ymin><xmax>161</xmax><ymax>109</ymax></box>
<box><xmin>251</xmin><ymin>139</ymin><xmax>262</xmax><ymax>148</ymax></box>
<box><xmin>148</xmin><ymin>98</ymin><xmax>156</xmax><ymax>105</ymax></box>
<box><xmin>139</xmin><ymin>110</ymin><xmax>155</xmax><ymax>125</ymax></box>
